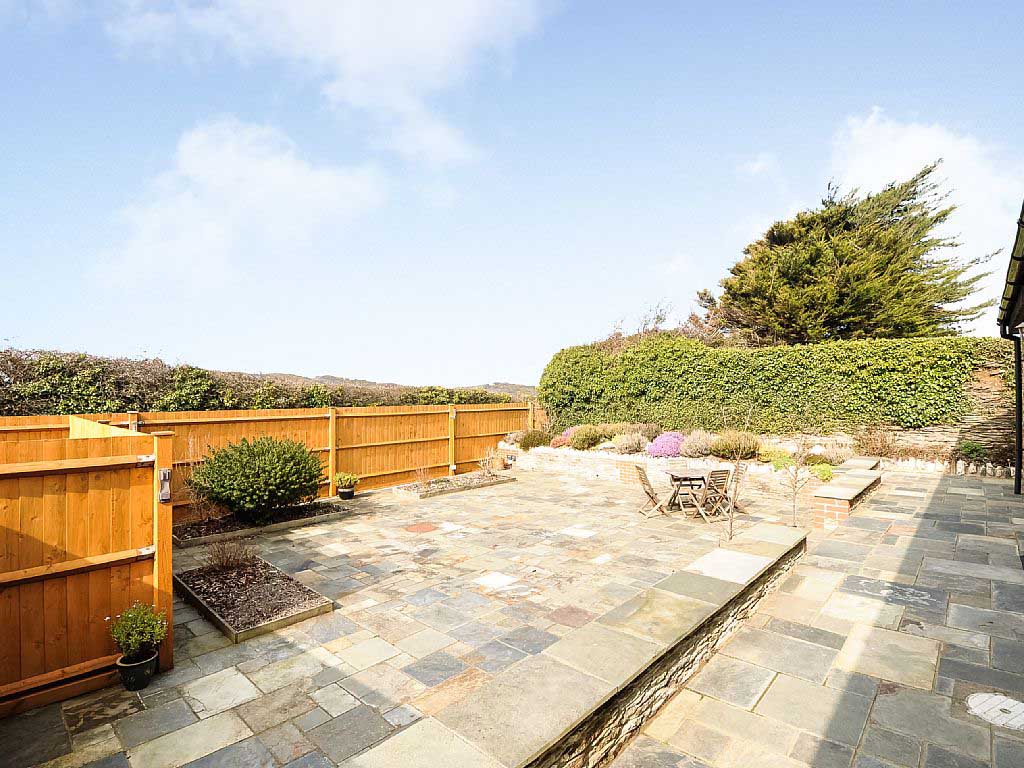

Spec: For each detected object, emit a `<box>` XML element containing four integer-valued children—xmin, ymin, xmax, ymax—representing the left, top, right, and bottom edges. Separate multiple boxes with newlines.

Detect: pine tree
<box><xmin>697</xmin><ymin>163</ymin><xmax>992</xmax><ymax>345</ymax></box>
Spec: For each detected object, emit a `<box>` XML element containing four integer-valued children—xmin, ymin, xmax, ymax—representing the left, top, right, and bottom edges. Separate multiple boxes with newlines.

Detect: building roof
<box><xmin>997</xmin><ymin>200</ymin><xmax>1024</xmax><ymax>337</ymax></box>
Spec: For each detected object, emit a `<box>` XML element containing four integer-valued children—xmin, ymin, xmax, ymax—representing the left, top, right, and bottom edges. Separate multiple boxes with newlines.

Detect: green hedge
<box><xmin>538</xmin><ymin>335</ymin><xmax>1012</xmax><ymax>433</ymax></box>
<box><xmin>0</xmin><ymin>349</ymin><xmax>510</xmax><ymax>416</ymax></box>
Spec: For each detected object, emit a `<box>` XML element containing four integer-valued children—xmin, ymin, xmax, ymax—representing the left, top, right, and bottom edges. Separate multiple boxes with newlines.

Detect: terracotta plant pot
<box><xmin>116</xmin><ymin>651</ymin><xmax>158</xmax><ymax>691</ymax></box>
<box><xmin>338</xmin><ymin>488</ymin><xmax>355</xmax><ymax>500</ymax></box>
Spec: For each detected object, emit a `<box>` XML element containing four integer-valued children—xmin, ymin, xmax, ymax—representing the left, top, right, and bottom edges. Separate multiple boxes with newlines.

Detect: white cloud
<box><xmin>106</xmin><ymin>0</ymin><xmax>542</xmax><ymax>165</ymax></box>
<box><xmin>830</xmin><ymin>107</ymin><xmax>1022</xmax><ymax>331</ymax></box>
<box><xmin>738</xmin><ymin>151</ymin><xmax>779</xmax><ymax>177</ymax></box>
<box><xmin>100</xmin><ymin>117</ymin><xmax>385</xmax><ymax>290</ymax></box>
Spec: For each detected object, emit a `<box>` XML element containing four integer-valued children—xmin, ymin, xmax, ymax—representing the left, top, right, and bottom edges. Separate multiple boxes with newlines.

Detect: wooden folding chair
<box><xmin>634</xmin><ymin>465</ymin><xmax>670</xmax><ymax>517</ymax></box>
<box><xmin>691</xmin><ymin>469</ymin><xmax>732</xmax><ymax>523</ymax></box>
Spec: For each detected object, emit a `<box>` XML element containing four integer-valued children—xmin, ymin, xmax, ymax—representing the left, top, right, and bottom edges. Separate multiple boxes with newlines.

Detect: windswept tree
<box><xmin>693</xmin><ymin>163</ymin><xmax>992</xmax><ymax>346</ymax></box>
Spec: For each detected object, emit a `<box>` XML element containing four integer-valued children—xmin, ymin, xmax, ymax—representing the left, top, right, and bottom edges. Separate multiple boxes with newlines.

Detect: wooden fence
<box><xmin>0</xmin><ymin>402</ymin><xmax>528</xmax><ymax>713</ymax></box>
<box><xmin>0</xmin><ymin>418</ymin><xmax>173</xmax><ymax>716</ymax></box>
<box><xmin>1</xmin><ymin>404</ymin><xmax>532</xmax><ymax>518</ymax></box>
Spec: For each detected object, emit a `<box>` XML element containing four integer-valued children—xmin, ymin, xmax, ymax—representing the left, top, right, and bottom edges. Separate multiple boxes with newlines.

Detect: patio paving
<box><xmin>0</xmin><ymin>470</ymin><xmax>787</xmax><ymax>768</ymax></box>
<box><xmin>612</xmin><ymin>471</ymin><xmax>1024</xmax><ymax>768</ymax></box>
<box><xmin>5</xmin><ymin>468</ymin><xmax>1023</xmax><ymax>768</ymax></box>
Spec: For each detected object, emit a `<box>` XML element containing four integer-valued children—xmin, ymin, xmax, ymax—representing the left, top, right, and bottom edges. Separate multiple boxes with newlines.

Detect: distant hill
<box><xmin>258</xmin><ymin>373</ymin><xmax>536</xmax><ymax>399</ymax></box>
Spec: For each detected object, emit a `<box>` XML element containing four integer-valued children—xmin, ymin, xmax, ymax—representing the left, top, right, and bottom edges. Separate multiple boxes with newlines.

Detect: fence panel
<box><xmin>0</xmin><ymin>427</ymin><xmax>172</xmax><ymax>716</ymax></box>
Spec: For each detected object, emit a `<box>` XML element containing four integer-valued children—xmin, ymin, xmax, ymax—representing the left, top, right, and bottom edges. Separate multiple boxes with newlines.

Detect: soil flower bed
<box><xmin>173</xmin><ymin>500</ymin><xmax>349</xmax><ymax>546</ymax></box>
<box><xmin>175</xmin><ymin>557</ymin><xmax>332</xmax><ymax>643</ymax></box>
<box><xmin>393</xmin><ymin>469</ymin><xmax>516</xmax><ymax>499</ymax></box>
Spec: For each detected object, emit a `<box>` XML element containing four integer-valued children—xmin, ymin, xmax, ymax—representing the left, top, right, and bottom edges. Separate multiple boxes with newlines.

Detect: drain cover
<box><xmin>966</xmin><ymin>692</ymin><xmax>1024</xmax><ymax>730</ymax></box>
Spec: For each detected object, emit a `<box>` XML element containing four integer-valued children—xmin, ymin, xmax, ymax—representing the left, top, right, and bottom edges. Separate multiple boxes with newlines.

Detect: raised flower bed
<box><xmin>174</xmin><ymin>556</ymin><xmax>333</xmax><ymax>643</ymax></box>
<box><xmin>392</xmin><ymin>469</ymin><xmax>516</xmax><ymax>499</ymax></box>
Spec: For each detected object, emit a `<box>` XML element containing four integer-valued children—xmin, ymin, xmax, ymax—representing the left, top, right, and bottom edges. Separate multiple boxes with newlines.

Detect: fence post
<box><xmin>528</xmin><ymin>401</ymin><xmax>535</xmax><ymax>430</ymax></box>
<box><xmin>127</xmin><ymin>411</ymin><xmax>140</xmax><ymax>431</ymax></box>
<box><xmin>328</xmin><ymin>407</ymin><xmax>337</xmax><ymax>497</ymax></box>
<box><xmin>151</xmin><ymin>431</ymin><xmax>175</xmax><ymax>672</ymax></box>
<box><xmin>448</xmin><ymin>406</ymin><xmax>457</xmax><ymax>476</ymax></box>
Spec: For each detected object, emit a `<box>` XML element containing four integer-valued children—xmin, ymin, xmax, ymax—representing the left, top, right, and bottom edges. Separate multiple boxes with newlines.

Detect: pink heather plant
<box><xmin>550</xmin><ymin>435</ymin><xmax>570</xmax><ymax>448</ymax></box>
<box><xmin>561</xmin><ymin>426</ymin><xmax>580</xmax><ymax>438</ymax></box>
<box><xmin>646</xmin><ymin>431</ymin><xmax>685</xmax><ymax>458</ymax></box>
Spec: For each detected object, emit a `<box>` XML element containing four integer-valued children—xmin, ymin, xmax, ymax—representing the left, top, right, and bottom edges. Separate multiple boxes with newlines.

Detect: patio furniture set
<box><xmin>635</xmin><ymin>464</ymin><xmax>745</xmax><ymax>522</ymax></box>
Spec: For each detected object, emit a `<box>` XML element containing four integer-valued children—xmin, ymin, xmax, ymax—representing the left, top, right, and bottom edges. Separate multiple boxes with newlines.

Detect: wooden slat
<box><xmin>0</xmin><ymin>547</ymin><xmax>156</xmax><ymax>588</ymax></box>
<box><xmin>0</xmin><ymin>455</ymin><xmax>154</xmax><ymax>479</ymax></box>
<box><xmin>0</xmin><ymin>654</ymin><xmax>120</xmax><ymax>699</ymax></box>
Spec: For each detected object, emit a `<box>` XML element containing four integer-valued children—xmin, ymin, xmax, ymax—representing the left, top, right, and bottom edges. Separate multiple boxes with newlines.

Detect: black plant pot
<box><xmin>338</xmin><ymin>488</ymin><xmax>355</xmax><ymax>500</ymax></box>
<box><xmin>116</xmin><ymin>651</ymin><xmax>159</xmax><ymax>691</ymax></box>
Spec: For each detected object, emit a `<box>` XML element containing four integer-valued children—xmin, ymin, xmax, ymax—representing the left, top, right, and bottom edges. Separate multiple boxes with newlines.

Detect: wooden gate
<box><xmin>0</xmin><ymin>418</ymin><xmax>173</xmax><ymax>716</ymax></box>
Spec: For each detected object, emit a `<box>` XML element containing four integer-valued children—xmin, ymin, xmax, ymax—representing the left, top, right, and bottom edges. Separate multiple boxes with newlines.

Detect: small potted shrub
<box><xmin>334</xmin><ymin>472</ymin><xmax>359</xmax><ymax>500</ymax></box>
<box><xmin>109</xmin><ymin>602</ymin><xmax>167</xmax><ymax>691</ymax></box>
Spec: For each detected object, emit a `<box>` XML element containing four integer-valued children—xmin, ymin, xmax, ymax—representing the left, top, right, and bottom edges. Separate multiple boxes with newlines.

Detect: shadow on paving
<box><xmin>612</xmin><ymin>471</ymin><xmax>1024</xmax><ymax>768</ymax></box>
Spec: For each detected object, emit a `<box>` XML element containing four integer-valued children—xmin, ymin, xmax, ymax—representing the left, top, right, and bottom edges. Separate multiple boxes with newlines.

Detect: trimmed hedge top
<box><xmin>538</xmin><ymin>334</ymin><xmax>1011</xmax><ymax>433</ymax></box>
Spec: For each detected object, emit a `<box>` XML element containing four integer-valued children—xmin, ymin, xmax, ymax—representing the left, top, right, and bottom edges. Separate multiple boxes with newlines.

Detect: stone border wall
<box><xmin>527</xmin><ymin>541</ymin><xmax>806</xmax><ymax>768</ymax></box>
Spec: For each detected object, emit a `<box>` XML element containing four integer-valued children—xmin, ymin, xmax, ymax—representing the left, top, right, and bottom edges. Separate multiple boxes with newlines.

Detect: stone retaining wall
<box><xmin>503</xmin><ymin>444</ymin><xmax>825</xmax><ymax>504</ymax></box>
<box><xmin>527</xmin><ymin>541</ymin><xmax>806</xmax><ymax>768</ymax></box>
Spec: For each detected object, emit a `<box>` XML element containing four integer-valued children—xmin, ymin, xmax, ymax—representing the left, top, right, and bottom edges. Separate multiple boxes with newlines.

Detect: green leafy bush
<box><xmin>804</xmin><ymin>451</ymin><xmax>831</xmax><ymax>465</ymax></box>
<box><xmin>611</xmin><ymin>432</ymin><xmax>646</xmax><ymax>454</ymax></box>
<box><xmin>569</xmin><ymin>425</ymin><xmax>606</xmax><ymax>450</ymax></box>
<box><xmin>809</xmin><ymin>464</ymin><xmax>834</xmax><ymax>482</ymax></box>
<box><xmin>519</xmin><ymin>430</ymin><xmax>552</xmax><ymax>451</ymax></box>
<box><xmin>760</xmin><ymin>448</ymin><xmax>794</xmax><ymax>469</ymax></box>
<box><xmin>710</xmin><ymin>430</ymin><xmax>761</xmax><ymax>459</ymax></box>
<box><xmin>538</xmin><ymin>335</ymin><xmax>1011</xmax><ymax>433</ymax></box>
<box><xmin>679</xmin><ymin>430</ymin><xmax>714</xmax><ymax>457</ymax></box>
<box><xmin>109</xmin><ymin>602</ymin><xmax>168</xmax><ymax>663</ymax></box>
<box><xmin>956</xmin><ymin>440</ymin><xmax>988</xmax><ymax>462</ymax></box>
<box><xmin>188</xmin><ymin>437</ymin><xmax>323</xmax><ymax>523</ymax></box>
<box><xmin>334</xmin><ymin>472</ymin><xmax>359</xmax><ymax>489</ymax></box>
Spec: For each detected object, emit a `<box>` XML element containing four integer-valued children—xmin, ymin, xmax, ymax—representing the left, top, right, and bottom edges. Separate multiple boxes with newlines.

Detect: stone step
<box><xmin>837</xmin><ymin>456</ymin><xmax>881</xmax><ymax>471</ymax></box>
<box><xmin>350</xmin><ymin>523</ymin><xmax>809</xmax><ymax>768</ymax></box>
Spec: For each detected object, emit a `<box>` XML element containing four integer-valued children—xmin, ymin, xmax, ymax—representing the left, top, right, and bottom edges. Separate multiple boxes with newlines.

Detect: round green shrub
<box><xmin>710</xmin><ymin>430</ymin><xmax>761</xmax><ymax>459</ymax></box>
<box><xmin>810</xmin><ymin>464</ymin><xmax>834</xmax><ymax>482</ymax></box>
<box><xmin>569</xmin><ymin>425</ymin><xmax>606</xmax><ymax>450</ymax></box>
<box><xmin>519</xmin><ymin>430</ymin><xmax>552</xmax><ymax>451</ymax></box>
<box><xmin>188</xmin><ymin>437</ymin><xmax>323</xmax><ymax>523</ymax></box>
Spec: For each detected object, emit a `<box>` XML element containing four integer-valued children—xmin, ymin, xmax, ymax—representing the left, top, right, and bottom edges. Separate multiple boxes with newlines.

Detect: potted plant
<box><xmin>109</xmin><ymin>602</ymin><xmax>168</xmax><ymax>691</ymax></box>
<box><xmin>334</xmin><ymin>472</ymin><xmax>359</xmax><ymax>500</ymax></box>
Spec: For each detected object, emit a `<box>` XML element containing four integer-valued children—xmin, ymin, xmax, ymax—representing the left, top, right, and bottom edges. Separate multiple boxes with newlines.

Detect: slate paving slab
<box><xmin>839</xmin><ymin>575</ymin><xmax>948</xmax><ymax>611</ymax></box>
<box><xmin>337</xmin><ymin>718</ymin><xmax>502</xmax><ymax>767</ymax></box>
<box><xmin>755</xmin><ymin>674</ymin><xmax>870</xmax><ymax>747</ymax></box>
<box><xmin>437</xmin><ymin>654</ymin><xmax>608</xmax><ymax>767</ymax></box>
<box><xmin>0</xmin><ymin>703</ymin><xmax>72</xmax><ymax>768</ymax></box>
<box><xmin>687</xmin><ymin>654</ymin><xmax>776</xmax><ymax>709</ymax></box>
<box><xmin>722</xmin><ymin>626</ymin><xmax>838</xmax><ymax>683</ymax></box>
<box><xmin>544</xmin><ymin>622</ymin><xmax>661</xmax><ymax>687</ymax></box>
<box><xmin>181</xmin><ymin>736</ymin><xmax>276</xmax><ymax>767</ymax></box>
<box><xmin>498</xmin><ymin>626</ymin><xmax>559</xmax><ymax>655</ymax></box>
<box><xmin>114</xmin><ymin>698</ymin><xmax>199</xmax><ymax>749</ymax></box>
<box><xmin>307</xmin><ymin>705</ymin><xmax>394</xmax><ymax>763</ymax></box>
<box><xmin>834</xmin><ymin>625</ymin><xmax>939</xmax><ymax>689</ymax></box>
<box><xmin>402</xmin><ymin>652</ymin><xmax>469</xmax><ymax>687</ymax></box>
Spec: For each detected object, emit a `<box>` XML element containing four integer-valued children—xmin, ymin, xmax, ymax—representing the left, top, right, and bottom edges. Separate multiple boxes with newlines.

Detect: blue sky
<box><xmin>2</xmin><ymin>2</ymin><xmax>1022</xmax><ymax>386</ymax></box>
